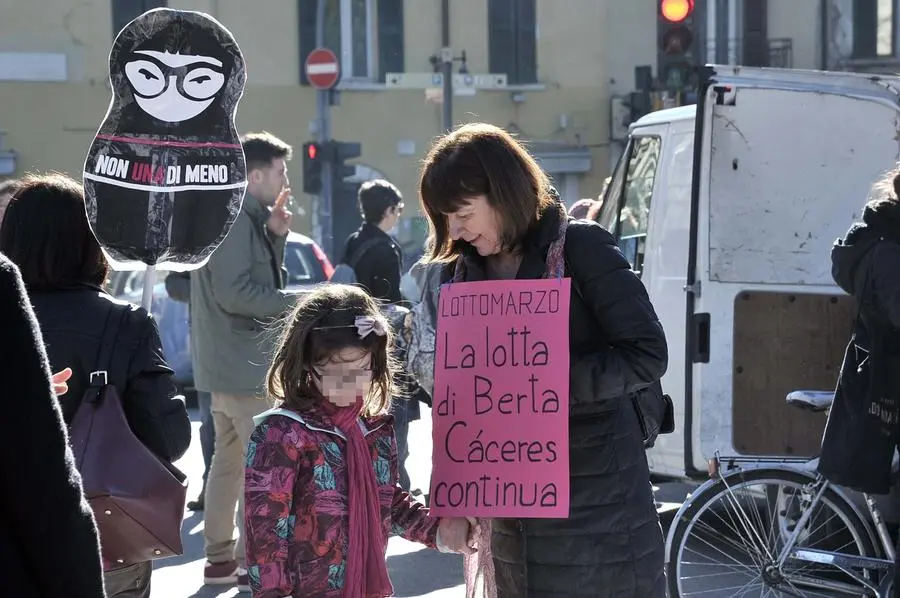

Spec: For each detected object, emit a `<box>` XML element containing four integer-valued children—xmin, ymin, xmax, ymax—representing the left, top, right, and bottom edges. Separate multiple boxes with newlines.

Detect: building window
<box><xmin>112</xmin><ymin>0</ymin><xmax>167</xmax><ymax>35</ymax></box>
<box><xmin>853</xmin><ymin>0</ymin><xmax>896</xmax><ymax>58</ymax></box>
<box><xmin>488</xmin><ymin>0</ymin><xmax>537</xmax><ymax>85</ymax></box>
<box><xmin>299</xmin><ymin>0</ymin><xmax>404</xmax><ymax>85</ymax></box>
<box><xmin>324</xmin><ymin>0</ymin><xmax>374</xmax><ymax>80</ymax></box>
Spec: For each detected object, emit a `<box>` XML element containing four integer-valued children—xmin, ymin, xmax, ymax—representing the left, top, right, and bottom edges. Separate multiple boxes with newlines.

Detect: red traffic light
<box><xmin>661</xmin><ymin>0</ymin><xmax>693</xmax><ymax>22</ymax></box>
<box><xmin>307</xmin><ymin>143</ymin><xmax>318</xmax><ymax>160</ymax></box>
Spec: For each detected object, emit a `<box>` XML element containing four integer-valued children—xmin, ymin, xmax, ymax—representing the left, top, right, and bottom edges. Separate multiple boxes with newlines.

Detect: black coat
<box><xmin>29</xmin><ymin>285</ymin><xmax>191</xmax><ymax>464</ymax></box>
<box><xmin>821</xmin><ymin>199</ymin><xmax>900</xmax><ymax>493</ymax></box>
<box><xmin>341</xmin><ymin>222</ymin><xmax>405</xmax><ymax>305</ymax></box>
<box><xmin>445</xmin><ymin>204</ymin><xmax>668</xmax><ymax>597</ymax></box>
<box><xmin>0</xmin><ymin>255</ymin><xmax>106</xmax><ymax>598</ymax></box>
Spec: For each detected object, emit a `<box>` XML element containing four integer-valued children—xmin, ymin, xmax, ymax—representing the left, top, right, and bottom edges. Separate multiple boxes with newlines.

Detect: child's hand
<box><xmin>437</xmin><ymin>517</ymin><xmax>479</xmax><ymax>555</ymax></box>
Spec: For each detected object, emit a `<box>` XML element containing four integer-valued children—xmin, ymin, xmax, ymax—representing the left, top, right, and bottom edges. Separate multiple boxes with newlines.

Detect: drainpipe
<box><xmin>820</xmin><ymin>0</ymin><xmax>829</xmax><ymax>69</ymax></box>
<box><xmin>441</xmin><ymin>0</ymin><xmax>453</xmax><ymax>131</ymax></box>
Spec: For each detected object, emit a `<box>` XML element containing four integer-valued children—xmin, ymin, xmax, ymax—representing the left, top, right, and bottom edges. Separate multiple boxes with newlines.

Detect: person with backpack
<box><xmin>0</xmin><ymin>173</ymin><xmax>191</xmax><ymax>597</ymax></box>
<box><xmin>332</xmin><ymin>179</ymin><xmax>406</xmax><ymax>304</ymax></box>
<box><xmin>333</xmin><ymin>179</ymin><xmax>421</xmax><ymax>491</ymax></box>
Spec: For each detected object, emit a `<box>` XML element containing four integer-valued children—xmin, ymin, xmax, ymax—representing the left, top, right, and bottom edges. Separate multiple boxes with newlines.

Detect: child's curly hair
<box><xmin>266</xmin><ymin>284</ymin><xmax>396</xmax><ymax>418</ymax></box>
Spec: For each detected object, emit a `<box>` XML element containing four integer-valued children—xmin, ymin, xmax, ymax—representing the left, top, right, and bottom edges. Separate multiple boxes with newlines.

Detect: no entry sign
<box><xmin>305</xmin><ymin>47</ymin><xmax>340</xmax><ymax>90</ymax></box>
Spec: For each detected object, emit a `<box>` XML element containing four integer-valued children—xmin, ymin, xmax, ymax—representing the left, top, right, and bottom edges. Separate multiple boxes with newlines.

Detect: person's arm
<box><xmin>164</xmin><ymin>271</ymin><xmax>191</xmax><ymax>304</ymax></box>
<box><xmin>121</xmin><ymin>312</ymin><xmax>192</xmax><ymax>462</ymax></box>
<box><xmin>386</xmin><ymin>420</ymin><xmax>438</xmax><ymax>546</ymax></box>
<box><xmin>245</xmin><ymin>417</ymin><xmax>302</xmax><ymax>598</ymax></box>
<box><xmin>566</xmin><ymin>223</ymin><xmax>668</xmax><ymax>415</ymax></box>
<box><xmin>270</xmin><ymin>230</ymin><xmax>288</xmax><ymax>270</ymax></box>
<box><xmin>870</xmin><ymin>242</ymin><xmax>900</xmax><ymax>329</ymax></box>
<box><xmin>268</xmin><ymin>230</ymin><xmax>289</xmax><ymax>288</ymax></box>
<box><xmin>0</xmin><ymin>260</ymin><xmax>106</xmax><ymax>597</ymax></box>
<box><xmin>389</xmin><ymin>485</ymin><xmax>439</xmax><ymax>548</ymax></box>
<box><xmin>207</xmin><ymin>215</ymin><xmax>294</xmax><ymax>318</ymax></box>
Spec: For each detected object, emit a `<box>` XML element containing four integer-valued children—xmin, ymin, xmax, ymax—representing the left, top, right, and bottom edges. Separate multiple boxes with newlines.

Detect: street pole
<box><xmin>316</xmin><ymin>0</ymin><xmax>334</xmax><ymax>258</ymax></box>
<box><xmin>441</xmin><ymin>0</ymin><xmax>453</xmax><ymax>132</ymax></box>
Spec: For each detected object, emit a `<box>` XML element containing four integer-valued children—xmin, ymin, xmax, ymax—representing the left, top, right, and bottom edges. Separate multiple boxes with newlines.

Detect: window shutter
<box><xmin>515</xmin><ymin>0</ymin><xmax>537</xmax><ymax>84</ymax></box>
<box><xmin>488</xmin><ymin>0</ymin><xmax>516</xmax><ymax>83</ymax></box>
<box><xmin>852</xmin><ymin>0</ymin><xmax>878</xmax><ymax>58</ymax></box>
<box><xmin>377</xmin><ymin>0</ymin><xmax>404</xmax><ymax>83</ymax></box>
<box><xmin>113</xmin><ymin>0</ymin><xmax>166</xmax><ymax>36</ymax></box>
<box><xmin>742</xmin><ymin>0</ymin><xmax>769</xmax><ymax>67</ymax></box>
<box><xmin>298</xmin><ymin>0</ymin><xmax>317</xmax><ymax>85</ymax></box>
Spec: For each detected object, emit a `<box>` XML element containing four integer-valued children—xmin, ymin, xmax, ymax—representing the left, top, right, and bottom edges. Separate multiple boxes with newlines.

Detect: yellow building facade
<box><xmin>0</xmin><ymin>0</ymin><xmax>662</xmax><ymax>249</ymax></box>
<box><xmin>0</xmin><ymin>0</ymin><xmax>844</xmax><ymax>250</ymax></box>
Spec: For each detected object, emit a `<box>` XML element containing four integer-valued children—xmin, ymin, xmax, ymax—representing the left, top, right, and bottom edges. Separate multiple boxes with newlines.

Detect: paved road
<box><xmin>149</xmin><ymin>405</ymin><xmax>465</xmax><ymax>597</ymax></box>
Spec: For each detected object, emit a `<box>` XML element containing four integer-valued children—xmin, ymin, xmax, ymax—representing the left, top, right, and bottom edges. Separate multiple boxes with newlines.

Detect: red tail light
<box><xmin>312</xmin><ymin>242</ymin><xmax>335</xmax><ymax>280</ymax></box>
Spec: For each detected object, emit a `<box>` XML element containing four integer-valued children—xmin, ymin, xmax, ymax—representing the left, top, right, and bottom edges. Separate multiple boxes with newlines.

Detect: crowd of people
<box><xmin>0</xmin><ymin>124</ymin><xmax>676</xmax><ymax>598</ymax></box>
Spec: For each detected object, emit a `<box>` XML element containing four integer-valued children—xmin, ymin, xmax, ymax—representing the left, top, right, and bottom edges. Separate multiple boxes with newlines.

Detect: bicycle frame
<box><xmin>666</xmin><ymin>451</ymin><xmax>897</xmax><ymax>596</ymax></box>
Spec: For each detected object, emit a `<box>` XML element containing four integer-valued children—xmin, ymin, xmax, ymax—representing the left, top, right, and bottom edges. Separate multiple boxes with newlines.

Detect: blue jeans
<box><xmin>197</xmin><ymin>390</ymin><xmax>214</xmax><ymax>490</ymax></box>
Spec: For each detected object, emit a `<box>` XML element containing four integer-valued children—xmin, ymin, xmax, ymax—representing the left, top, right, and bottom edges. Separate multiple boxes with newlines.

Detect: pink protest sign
<box><xmin>429</xmin><ymin>278</ymin><xmax>571</xmax><ymax>518</ymax></box>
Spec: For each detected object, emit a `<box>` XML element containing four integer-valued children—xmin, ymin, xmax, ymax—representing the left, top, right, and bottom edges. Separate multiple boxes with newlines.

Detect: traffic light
<box><xmin>332</xmin><ymin>179</ymin><xmax>362</xmax><ymax>254</ymax></box>
<box><xmin>301</xmin><ymin>139</ymin><xmax>360</xmax><ymax>195</ymax></box>
<box><xmin>302</xmin><ymin>141</ymin><xmax>324</xmax><ymax>195</ymax></box>
<box><xmin>658</xmin><ymin>0</ymin><xmax>701</xmax><ymax>91</ymax></box>
<box><xmin>329</xmin><ymin>141</ymin><xmax>361</xmax><ymax>183</ymax></box>
<box><xmin>326</xmin><ymin>141</ymin><xmax>362</xmax><ymax>257</ymax></box>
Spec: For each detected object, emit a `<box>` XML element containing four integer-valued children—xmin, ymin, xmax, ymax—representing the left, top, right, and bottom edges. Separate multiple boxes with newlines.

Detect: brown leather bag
<box><xmin>68</xmin><ymin>307</ymin><xmax>188</xmax><ymax>566</ymax></box>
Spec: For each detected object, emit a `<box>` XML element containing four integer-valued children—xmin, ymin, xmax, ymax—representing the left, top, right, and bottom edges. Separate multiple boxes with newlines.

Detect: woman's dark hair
<box><xmin>418</xmin><ymin>123</ymin><xmax>556</xmax><ymax>262</ymax></box>
<box><xmin>0</xmin><ymin>173</ymin><xmax>109</xmax><ymax>291</ymax></box>
<box><xmin>266</xmin><ymin>284</ymin><xmax>395</xmax><ymax>417</ymax></box>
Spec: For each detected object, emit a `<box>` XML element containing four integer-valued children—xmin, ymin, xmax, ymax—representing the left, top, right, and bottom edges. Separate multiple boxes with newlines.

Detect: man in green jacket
<box><xmin>190</xmin><ymin>132</ymin><xmax>297</xmax><ymax>590</ymax></box>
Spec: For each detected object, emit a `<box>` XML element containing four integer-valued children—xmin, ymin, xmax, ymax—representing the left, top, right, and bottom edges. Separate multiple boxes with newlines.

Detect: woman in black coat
<box><xmin>0</xmin><ymin>252</ymin><xmax>106</xmax><ymax>597</ymax></box>
<box><xmin>416</xmin><ymin>123</ymin><xmax>668</xmax><ymax>597</ymax></box>
<box><xmin>821</xmin><ymin>168</ymin><xmax>900</xmax><ymax>595</ymax></box>
<box><xmin>0</xmin><ymin>174</ymin><xmax>191</xmax><ymax>598</ymax></box>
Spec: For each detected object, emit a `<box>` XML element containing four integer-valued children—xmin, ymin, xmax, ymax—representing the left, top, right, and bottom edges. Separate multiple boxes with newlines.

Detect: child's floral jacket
<box><xmin>244</xmin><ymin>405</ymin><xmax>438</xmax><ymax>598</ymax></box>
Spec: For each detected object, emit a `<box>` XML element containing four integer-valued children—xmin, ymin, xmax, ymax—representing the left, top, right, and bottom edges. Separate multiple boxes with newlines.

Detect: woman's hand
<box><xmin>437</xmin><ymin>516</ymin><xmax>480</xmax><ymax>555</ymax></box>
<box><xmin>51</xmin><ymin>368</ymin><xmax>73</xmax><ymax>396</ymax></box>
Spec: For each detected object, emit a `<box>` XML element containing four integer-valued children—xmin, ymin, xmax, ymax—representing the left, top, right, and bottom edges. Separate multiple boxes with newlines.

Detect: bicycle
<box><xmin>666</xmin><ymin>390</ymin><xmax>897</xmax><ymax>597</ymax></box>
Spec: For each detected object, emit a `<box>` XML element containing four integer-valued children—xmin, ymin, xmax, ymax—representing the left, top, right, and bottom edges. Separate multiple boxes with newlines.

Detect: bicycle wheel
<box><xmin>667</xmin><ymin>467</ymin><xmax>881</xmax><ymax>597</ymax></box>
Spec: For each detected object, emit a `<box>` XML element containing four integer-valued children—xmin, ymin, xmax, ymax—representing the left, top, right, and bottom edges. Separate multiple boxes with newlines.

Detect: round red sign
<box><xmin>305</xmin><ymin>47</ymin><xmax>340</xmax><ymax>90</ymax></box>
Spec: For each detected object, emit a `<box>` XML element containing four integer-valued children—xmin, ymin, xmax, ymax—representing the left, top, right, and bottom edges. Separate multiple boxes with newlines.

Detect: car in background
<box><xmin>106</xmin><ymin>232</ymin><xmax>334</xmax><ymax>398</ymax></box>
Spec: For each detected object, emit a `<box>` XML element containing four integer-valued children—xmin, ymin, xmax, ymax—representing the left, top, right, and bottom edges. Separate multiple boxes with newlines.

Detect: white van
<box><xmin>595</xmin><ymin>65</ymin><xmax>900</xmax><ymax>482</ymax></box>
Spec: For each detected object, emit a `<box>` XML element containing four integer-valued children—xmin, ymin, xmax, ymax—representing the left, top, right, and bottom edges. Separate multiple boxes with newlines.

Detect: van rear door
<box><xmin>686</xmin><ymin>65</ymin><xmax>900</xmax><ymax>475</ymax></box>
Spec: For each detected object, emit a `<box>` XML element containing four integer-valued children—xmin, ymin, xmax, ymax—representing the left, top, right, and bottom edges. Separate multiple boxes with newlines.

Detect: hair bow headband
<box><xmin>355</xmin><ymin>315</ymin><xmax>386</xmax><ymax>339</ymax></box>
<box><xmin>311</xmin><ymin>315</ymin><xmax>387</xmax><ymax>338</ymax></box>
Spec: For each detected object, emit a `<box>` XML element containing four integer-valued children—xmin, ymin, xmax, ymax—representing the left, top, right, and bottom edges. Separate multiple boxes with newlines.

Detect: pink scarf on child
<box><xmin>325</xmin><ymin>400</ymin><xmax>393</xmax><ymax>598</ymax></box>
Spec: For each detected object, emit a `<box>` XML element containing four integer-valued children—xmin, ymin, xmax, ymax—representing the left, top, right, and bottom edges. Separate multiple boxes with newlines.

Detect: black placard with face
<box><xmin>83</xmin><ymin>8</ymin><xmax>247</xmax><ymax>268</ymax></box>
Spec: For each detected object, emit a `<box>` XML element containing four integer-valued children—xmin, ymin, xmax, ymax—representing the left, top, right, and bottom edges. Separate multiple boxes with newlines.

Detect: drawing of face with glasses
<box><xmin>124</xmin><ymin>50</ymin><xmax>226</xmax><ymax>123</ymax></box>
